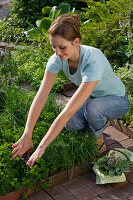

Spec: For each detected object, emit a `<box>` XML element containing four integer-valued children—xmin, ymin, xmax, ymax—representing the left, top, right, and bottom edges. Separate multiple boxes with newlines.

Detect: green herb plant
<box><xmin>96</xmin><ymin>151</ymin><xmax>131</xmax><ymax>176</ymax></box>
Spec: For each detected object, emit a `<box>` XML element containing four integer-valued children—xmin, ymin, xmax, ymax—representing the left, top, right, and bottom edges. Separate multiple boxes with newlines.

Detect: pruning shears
<box><xmin>9</xmin><ymin>145</ymin><xmax>31</xmax><ymax>163</ymax></box>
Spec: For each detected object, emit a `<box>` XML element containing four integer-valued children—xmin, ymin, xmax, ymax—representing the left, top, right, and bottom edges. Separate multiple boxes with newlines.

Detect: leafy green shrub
<box><xmin>0</xmin><ymin>0</ymin><xmax>87</xmax><ymax>43</ymax></box>
<box><xmin>9</xmin><ymin>0</ymin><xmax>87</xmax><ymax>28</ymax></box>
<box><xmin>80</xmin><ymin>0</ymin><xmax>133</xmax><ymax>68</ymax></box>
<box><xmin>0</xmin><ymin>14</ymin><xmax>27</xmax><ymax>43</ymax></box>
<box><xmin>0</xmin><ymin>44</ymin><xmax>68</xmax><ymax>92</ymax></box>
<box><xmin>115</xmin><ymin>64</ymin><xmax>133</xmax><ymax>127</ymax></box>
<box><xmin>122</xmin><ymin>95</ymin><xmax>133</xmax><ymax>128</ymax></box>
<box><xmin>25</xmin><ymin>2</ymin><xmax>75</xmax><ymax>46</ymax></box>
<box><xmin>13</xmin><ymin>45</ymin><xmax>68</xmax><ymax>91</ymax></box>
<box><xmin>115</xmin><ymin>64</ymin><xmax>133</xmax><ymax>97</ymax></box>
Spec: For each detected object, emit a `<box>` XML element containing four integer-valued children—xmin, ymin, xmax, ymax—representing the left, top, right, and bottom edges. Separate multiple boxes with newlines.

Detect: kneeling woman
<box><xmin>11</xmin><ymin>14</ymin><xmax>130</xmax><ymax>168</ymax></box>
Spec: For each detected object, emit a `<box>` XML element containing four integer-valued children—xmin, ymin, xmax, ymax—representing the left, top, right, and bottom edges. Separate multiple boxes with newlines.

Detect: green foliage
<box><xmin>115</xmin><ymin>64</ymin><xmax>133</xmax><ymax>127</ymax></box>
<box><xmin>0</xmin><ymin>50</ymin><xmax>18</xmax><ymax>78</ymax></box>
<box><xmin>12</xmin><ymin>45</ymin><xmax>68</xmax><ymax>91</ymax></box>
<box><xmin>25</xmin><ymin>2</ymin><xmax>75</xmax><ymax>45</ymax></box>
<box><xmin>0</xmin><ymin>1</ymin><xmax>86</xmax><ymax>43</ymax></box>
<box><xmin>120</xmin><ymin>95</ymin><xmax>133</xmax><ymax>128</ymax></box>
<box><xmin>115</xmin><ymin>64</ymin><xmax>133</xmax><ymax>97</ymax></box>
<box><xmin>0</xmin><ymin>14</ymin><xmax>27</xmax><ymax>43</ymax></box>
<box><xmin>0</xmin><ymin>84</ymin><xmax>35</xmax><ymax>128</ymax></box>
<box><xmin>96</xmin><ymin>151</ymin><xmax>131</xmax><ymax>176</ymax></box>
<box><xmin>0</xmin><ymin>89</ymin><xmax>99</xmax><ymax>195</ymax></box>
<box><xmin>80</xmin><ymin>0</ymin><xmax>133</xmax><ymax>68</ymax></box>
<box><xmin>9</xmin><ymin>0</ymin><xmax>87</xmax><ymax>28</ymax></box>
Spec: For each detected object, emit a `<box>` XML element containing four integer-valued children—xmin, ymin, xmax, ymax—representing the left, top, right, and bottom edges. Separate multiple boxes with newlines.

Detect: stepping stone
<box><xmin>104</xmin><ymin>126</ymin><xmax>129</xmax><ymax>142</ymax></box>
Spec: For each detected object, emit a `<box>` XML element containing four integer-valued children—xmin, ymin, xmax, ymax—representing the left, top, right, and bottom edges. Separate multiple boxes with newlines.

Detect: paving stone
<box><xmin>110</xmin><ymin>181</ymin><xmax>128</xmax><ymax>188</ymax></box>
<box><xmin>53</xmin><ymin>193</ymin><xmax>79</xmax><ymax>200</ymax></box>
<box><xmin>55</xmin><ymin>94</ymin><xmax>70</xmax><ymax>107</ymax></box>
<box><xmin>119</xmin><ymin>138</ymin><xmax>133</xmax><ymax>148</ymax></box>
<box><xmin>104</xmin><ymin>126</ymin><xmax>129</xmax><ymax>142</ymax></box>
<box><xmin>46</xmin><ymin>184</ymin><xmax>70</xmax><ymax>196</ymax></box>
<box><xmin>79</xmin><ymin>172</ymin><xmax>112</xmax><ymax>195</ymax></box>
<box><xmin>46</xmin><ymin>184</ymin><xmax>78</xmax><ymax>200</ymax></box>
<box><xmin>63</xmin><ymin>89</ymin><xmax>76</xmax><ymax>97</ymax></box>
<box><xmin>99</xmin><ymin>189</ymin><xmax>128</xmax><ymax>200</ymax></box>
<box><xmin>106</xmin><ymin>141</ymin><xmax>124</xmax><ymax>150</ymax></box>
<box><xmin>29</xmin><ymin>191</ymin><xmax>53</xmax><ymax>200</ymax></box>
<box><xmin>127</xmin><ymin>146</ymin><xmax>133</xmax><ymax>152</ymax></box>
<box><xmin>63</xmin><ymin>178</ymin><xmax>97</xmax><ymax>199</ymax></box>
<box><xmin>126</xmin><ymin>169</ymin><xmax>133</xmax><ymax>184</ymax></box>
<box><xmin>63</xmin><ymin>178</ymin><xmax>87</xmax><ymax>193</ymax></box>
<box><xmin>0</xmin><ymin>0</ymin><xmax>11</xmax><ymax>5</ymax></box>
<box><xmin>72</xmin><ymin>187</ymin><xmax>97</xmax><ymax>200</ymax></box>
<box><xmin>1</xmin><ymin>2</ymin><xmax>10</xmax><ymax>10</ymax></box>
<box><xmin>128</xmin><ymin>196</ymin><xmax>133</xmax><ymax>200</ymax></box>
<box><xmin>0</xmin><ymin>10</ymin><xmax>8</xmax><ymax>19</ymax></box>
<box><xmin>91</xmin><ymin>197</ymin><xmax>102</xmax><ymax>200</ymax></box>
<box><xmin>103</xmin><ymin>133</ymin><xmax>116</xmax><ymax>146</ymax></box>
<box><xmin>116</xmin><ymin>182</ymin><xmax>133</xmax><ymax>197</ymax></box>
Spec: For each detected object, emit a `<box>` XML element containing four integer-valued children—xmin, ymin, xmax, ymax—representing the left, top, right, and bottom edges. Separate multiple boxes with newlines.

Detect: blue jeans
<box><xmin>65</xmin><ymin>94</ymin><xmax>130</xmax><ymax>139</ymax></box>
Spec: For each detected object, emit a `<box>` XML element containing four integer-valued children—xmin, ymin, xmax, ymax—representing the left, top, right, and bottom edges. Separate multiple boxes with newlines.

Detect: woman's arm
<box><xmin>11</xmin><ymin>69</ymin><xmax>57</xmax><ymax>159</ymax></box>
<box><xmin>26</xmin><ymin>80</ymin><xmax>98</xmax><ymax>168</ymax></box>
<box><xmin>24</xmin><ymin>69</ymin><xmax>57</xmax><ymax>137</ymax></box>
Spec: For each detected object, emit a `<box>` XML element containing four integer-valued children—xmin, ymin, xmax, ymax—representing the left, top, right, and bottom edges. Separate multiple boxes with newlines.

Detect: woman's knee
<box><xmin>65</xmin><ymin>115</ymin><xmax>87</xmax><ymax>131</ymax></box>
<box><xmin>85</xmin><ymin>101</ymin><xmax>100</xmax><ymax>119</ymax></box>
<box><xmin>84</xmin><ymin>100</ymin><xmax>107</xmax><ymax>131</ymax></box>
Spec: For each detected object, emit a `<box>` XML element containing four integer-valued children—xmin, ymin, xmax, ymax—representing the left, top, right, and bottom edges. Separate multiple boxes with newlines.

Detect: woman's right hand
<box><xmin>10</xmin><ymin>134</ymin><xmax>33</xmax><ymax>160</ymax></box>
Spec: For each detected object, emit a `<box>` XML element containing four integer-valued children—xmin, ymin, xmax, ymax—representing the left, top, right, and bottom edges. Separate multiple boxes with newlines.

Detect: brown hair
<box><xmin>47</xmin><ymin>14</ymin><xmax>82</xmax><ymax>41</ymax></box>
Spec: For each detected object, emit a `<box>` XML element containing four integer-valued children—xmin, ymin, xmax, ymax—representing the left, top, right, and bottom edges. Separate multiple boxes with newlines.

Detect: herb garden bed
<box><xmin>0</xmin><ymin>166</ymin><xmax>86</xmax><ymax>200</ymax></box>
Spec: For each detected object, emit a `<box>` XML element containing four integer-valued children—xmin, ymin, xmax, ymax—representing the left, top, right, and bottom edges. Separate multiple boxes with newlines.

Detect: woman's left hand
<box><xmin>26</xmin><ymin>146</ymin><xmax>45</xmax><ymax>168</ymax></box>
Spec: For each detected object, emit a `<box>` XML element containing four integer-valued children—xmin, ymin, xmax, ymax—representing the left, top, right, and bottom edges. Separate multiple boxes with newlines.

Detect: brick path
<box><xmin>28</xmin><ymin>93</ymin><xmax>133</xmax><ymax>200</ymax></box>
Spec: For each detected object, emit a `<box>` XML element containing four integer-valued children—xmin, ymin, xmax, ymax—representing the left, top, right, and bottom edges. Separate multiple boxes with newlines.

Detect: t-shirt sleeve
<box><xmin>81</xmin><ymin>49</ymin><xmax>104</xmax><ymax>82</ymax></box>
<box><xmin>46</xmin><ymin>54</ymin><xmax>62</xmax><ymax>74</ymax></box>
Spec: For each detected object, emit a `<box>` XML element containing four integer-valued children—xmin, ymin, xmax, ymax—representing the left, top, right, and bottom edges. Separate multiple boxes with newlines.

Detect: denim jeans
<box><xmin>65</xmin><ymin>94</ymin><xmax>130</xmax><ymax>139</ymax></box>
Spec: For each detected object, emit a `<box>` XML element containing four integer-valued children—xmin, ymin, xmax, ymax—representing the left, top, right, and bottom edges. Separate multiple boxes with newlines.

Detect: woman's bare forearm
<box><xmin>24</xmin><ymin>93</ymin><xmax>48</xmax><ymax>137</ymax></box>
<box><xmin>23</xmin><ymin>70</ymin><xmax>57</xmax><ymax>137</ymax></box>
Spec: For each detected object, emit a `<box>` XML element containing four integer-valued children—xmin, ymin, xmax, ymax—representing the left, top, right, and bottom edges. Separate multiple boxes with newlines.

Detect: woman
<box><xmin>11</xmin><ymin>14</ymin><xmax>130</xmax><ymax>168</ymax></box>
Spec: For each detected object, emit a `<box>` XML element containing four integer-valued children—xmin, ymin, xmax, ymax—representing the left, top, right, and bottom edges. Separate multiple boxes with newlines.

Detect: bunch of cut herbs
<box><xmin>96</xmin><ymin>151</ymin><xmax>131</xmax><ymax>177</ymax></box>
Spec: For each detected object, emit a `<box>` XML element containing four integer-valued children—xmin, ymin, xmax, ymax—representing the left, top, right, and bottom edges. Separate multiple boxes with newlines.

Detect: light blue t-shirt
<box><xmin>46</xmin><ymin>45</ymin><xmax>125</xmax><ymax>97</ymax></box>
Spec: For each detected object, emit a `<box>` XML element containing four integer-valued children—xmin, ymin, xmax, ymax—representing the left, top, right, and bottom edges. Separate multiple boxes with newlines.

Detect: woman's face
<box><xmin>49</xmin><ymin>35</ymin><xmax>79</xmax><ymax>61</ymax></box>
